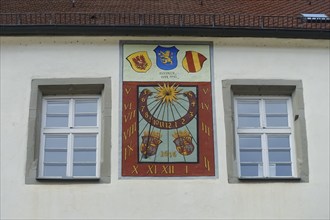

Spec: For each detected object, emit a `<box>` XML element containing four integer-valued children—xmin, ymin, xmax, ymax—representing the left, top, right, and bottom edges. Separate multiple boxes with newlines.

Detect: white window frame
<box><xmin>234</xmin><ymin>96</ymin><xmax>297</xmax><ymax>179</ymax></box>
<box><xmin>38</xmin><ymin>95</ymin><xmax>101</xmax><ymax>179</ymax></box>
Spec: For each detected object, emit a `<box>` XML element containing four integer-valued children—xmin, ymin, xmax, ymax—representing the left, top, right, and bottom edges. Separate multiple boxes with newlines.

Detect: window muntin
<box><xmin>237</xmin><ymin>100</ymin><xmax>260</xmax><ymax>128</ymax></box>
<box><xmin>234</xmin><ymin>97</ymin><xmax>295</xmax><ymax>178</ymax></box>
<box><xmin>39</xmin><ymin>96</ymin><xmax>100</xmax><ymax>179</ymax></box>
<box><xmin>265</xmin><ymin>100</ymin><xmax>288</xmax><ymax>127</ymax></box>
<box><xmin>74</xmin><ymin>99</ymin><xmax>98</xmax><ymax>127</ymax></box>
<box><xmin>45</xmin><ymin>100</ymin><xmax>70</xmax><ymax>127</ymax></box>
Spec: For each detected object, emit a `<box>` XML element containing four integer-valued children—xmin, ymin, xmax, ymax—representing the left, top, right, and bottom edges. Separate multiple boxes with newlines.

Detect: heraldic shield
<box><xmin>172</xmin><ymin>130</ymin><xmax>195</xmax><ymax>156</ymax></box>
<box><xmin>126</xmin><ymin>51</ymin><xmax>152</xmax><ymax>73</ymax></box>
<box><xmin>154</xmin><ymin>46</ymin><xmax>179</xmax><ymax>70</ymax></box>
<box><xmin>140</xmin><ymin>131</ymin><xmax>163</xmax><ymax>158</ymax></box>
<box><xmin>182</xmin><ymin>51</ymin><xmax>207</xmax><ymax>73</ymax></box>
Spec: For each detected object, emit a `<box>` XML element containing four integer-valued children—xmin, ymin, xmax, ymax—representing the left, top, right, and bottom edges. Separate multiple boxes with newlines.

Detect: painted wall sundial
<box><xmin>138</xmin><ymin>84</ymin><xmax>198</xmax><ymax>163</ymax></box>
<box><xmin>121</xmin><ymin>42</ymin><xmax>215</xmax><ymax>177</ymax></box>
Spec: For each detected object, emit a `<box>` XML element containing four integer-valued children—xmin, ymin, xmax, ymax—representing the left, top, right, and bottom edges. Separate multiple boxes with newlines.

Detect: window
<box><xmin>234</xmin><ymin>97</ymin><xmax>295</xmax><ymax>178</ymax></box>
<box><xmin>222</xmin><ymin>79</ymin><xmax>309</xmax><ymax>183</ymax></box>
<box><xmin>25</xmin><ymin>78</ymin><xmax>111</xmax><ymax>184</ymax></box>
<box><xmin>39</xmin><ymin>97</ymin><xmax>100</xmax><ymax>179</ymax></box>
<box><xmin>301</xmin><ymin>13</ymin><xmax>330</xmax><ymax>22</ymax></box>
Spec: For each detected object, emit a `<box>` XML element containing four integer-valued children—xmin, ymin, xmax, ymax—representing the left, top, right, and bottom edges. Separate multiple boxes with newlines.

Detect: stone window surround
<box><xmin>222</xmin><ymin>79</ymin><xmax>309</xmax><ymax>183</ymax></box>
<box><xmin>25</xmin><ymin>78</ymin><xmax>111</xmax><ymax>184</ymax></box>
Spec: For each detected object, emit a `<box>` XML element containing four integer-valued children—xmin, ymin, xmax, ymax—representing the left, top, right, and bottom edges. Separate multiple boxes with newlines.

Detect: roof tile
<box><xmin>1</xmin><ymin>0</ymin><xmax>329</xmax><ymax>16</ymax></box>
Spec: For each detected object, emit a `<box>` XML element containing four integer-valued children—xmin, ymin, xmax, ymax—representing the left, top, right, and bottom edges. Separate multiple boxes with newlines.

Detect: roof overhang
<box><xmin>1</xmin><ymin>25</ymin><xmax>330</xmax><ymax>39</ymax></box>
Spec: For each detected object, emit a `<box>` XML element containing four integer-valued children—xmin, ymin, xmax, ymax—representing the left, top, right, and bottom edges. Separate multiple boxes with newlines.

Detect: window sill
<box><xmin>238</xmin><ymin>177</ymin><xmax>302</xmax><ymax>182</ymax></box>
<box><xmin>36</xmin><ymin>177</ymin><xmax>101</xmax><ymax>183</ymax></box>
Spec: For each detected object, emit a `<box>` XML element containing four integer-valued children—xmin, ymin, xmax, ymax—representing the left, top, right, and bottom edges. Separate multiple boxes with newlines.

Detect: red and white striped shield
<box><xmin>182</xmin><ymin>51</ymin><xmax>207</xmax><ymax>73</ymax></box>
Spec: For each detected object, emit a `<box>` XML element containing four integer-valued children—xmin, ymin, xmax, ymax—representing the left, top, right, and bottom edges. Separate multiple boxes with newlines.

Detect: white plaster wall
<box><xmin>0</xmin><ymin>36</ymin><xmax>329</xmax><ymax>220</ymax></box>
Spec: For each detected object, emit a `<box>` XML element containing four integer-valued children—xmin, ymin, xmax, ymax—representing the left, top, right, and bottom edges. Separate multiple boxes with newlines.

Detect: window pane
<box><xmin>240</xmin><ymin>150</ymin><xmax>262</xmax><ymax>162</ymax></box>
<box><xmin>74</xmin><ymin>150</ymin><xmax>96</xmax><ymax>162</ymax></box>
<box><xmin>268</xmin><ymin>135</ymin><xmax>290</xmax><ymax>148</ymax></box>
<box><xmin>238</xmin><ymin>116</ymin><xmax>260</xmax><ymax>127</ymax></box>
<box><xmin>240</xmin><ymin>164</ymin><xmax>263</xmax><ymax>177</ymax></box>
<box><xmin>74</xmin><ymin>115</ymin><xmax>97</xmax><ymax>126</ymax></box>
<box><xmin>266</xmin><ymin>115</ymin><xmax>288</xmax><ymax>127</ymax></box>
<box><xmin>239</xmin><ymin>136</ymin><xmax>261</xmax><ymax>148</ymax></box>
<box><xmin>45</xmin><ymin>135</ymin><xmax>68</xmax><ymax>149</ymax></box>
<box><xmin>74</xmin><ymin>135</ymin><xmax>97</xmax><ymax>148</ymax></box>
<box><xmin>73</xmin><ymin>164</ymin><xmax>96</xmax><ymax>176</ymax></box>
<box><xmin>237</xmin><ymin>101</ymin><xmax>259</xmax><ymax>114</ymax></box>
<box><xmin>47</xmin><ymin>100</ymin><xmax>69</xmax><ymax>114</ymax></box>
<box><xmin>44</xmin><ymin>164</ymin><xmax>66</xmax><ymax>176</ymax></box>
<box><xmin>75</xmin><ymin>100</ymin><xmax>97</xmax><ymax>113</ymax></box>
<box><xmin>46</xmin><ymin>115</ymin><xmax>68</xmax><ymax>127</ymax></box>
<box><xmin>269</xmin><ymin>150</ymin><xmax>291</xmax><ymax>162</ymax></box>
<box><xmin>265</xmin><ymin>100</ymin><xmax>287</xmax><ymax>114</ymax></box>
<box><xmin>44</xmin><ymin>151</ymin><xmax>67</xmax><ymax>163</ymax></box>
<box><xmin>275</xmin><ymin>164</ymin><xmax>292</xmax><ymax>176</ymax></box>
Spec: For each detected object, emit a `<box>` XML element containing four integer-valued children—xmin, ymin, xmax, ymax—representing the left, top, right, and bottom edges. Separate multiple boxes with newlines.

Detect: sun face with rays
<box><xmin>155</xmin><ymin>83</ymin><xmax>182</xmax><ymax>104</ymax></box>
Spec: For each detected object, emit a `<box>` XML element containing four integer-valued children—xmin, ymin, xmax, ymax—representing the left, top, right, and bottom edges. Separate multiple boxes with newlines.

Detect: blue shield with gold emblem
<box><xmin>154</xmin><ymin>46</ymin><xmax>179</xmax><ymax>70</ymax></box>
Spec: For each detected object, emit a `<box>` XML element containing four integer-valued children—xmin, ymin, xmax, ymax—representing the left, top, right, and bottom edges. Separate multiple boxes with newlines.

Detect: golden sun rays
<box><xmin>155</xmin><ymin>83</ymin><xmax>182</xmax><ymax>104</ymax></box>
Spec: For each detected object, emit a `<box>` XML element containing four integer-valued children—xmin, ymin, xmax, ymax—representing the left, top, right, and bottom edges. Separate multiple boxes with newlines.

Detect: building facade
<box><xmin>1</xmin><ymin>1</ymin><xmax>330</xmax><ymax>219</ymax></box>
<box><xmin>1</xmin><ymin>36</ymin><xmax>329</xmax><ymax>219</ymax></box>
